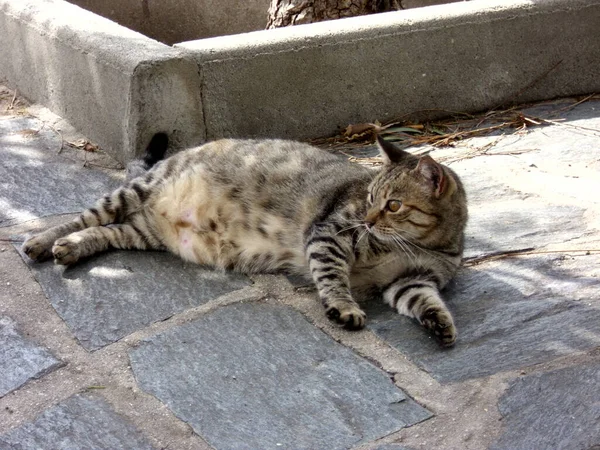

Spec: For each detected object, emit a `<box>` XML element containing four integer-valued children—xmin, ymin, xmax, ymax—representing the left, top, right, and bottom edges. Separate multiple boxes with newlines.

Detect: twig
<box><xmin>45</xmin><ymin>122</ymin><xmax>66</xmax><ymax>154</ymax></box>
<box><xmin>539</xmin><ymin>118</ymin><xmax>600</xmax><ymax>137</ymax></box>
<box><xmin>6</xmin><ymin>89</ymin><xmax>18</xmax><ymax>111</ymax></box>
<box><xmin>0</xmin><ymin>238</ymin><xmax>23</xmax><ymax>243</ymax></box>
<box><xmin>554</xmin><ymin>93</ymin><xmax>598</xmax><ymax>114</ymax></box>
<box><xmin>463</xmin><ymin>247</ymin><xmax>600</xmax><ymax>266</ymax></box>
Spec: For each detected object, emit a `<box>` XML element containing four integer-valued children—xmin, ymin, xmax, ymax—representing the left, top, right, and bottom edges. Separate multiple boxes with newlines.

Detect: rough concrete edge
<box><xmin>127</xmin><ymin>56</ymin><xmax>205</xmax><ymax>161</ymax></box>
<box><xmin>176</xmin><ymin>0</ymin><xmax>600</xmax><ymax>60</ymax></box>
<box><xmin>175</xmin><ymin>0</ymin><xmax>600</xmax><ymax>141</ymax></box>
<box><xmin>0</xmin><ymin>0</ymin><xmax>205</xmax><ymax>164</ymax></box>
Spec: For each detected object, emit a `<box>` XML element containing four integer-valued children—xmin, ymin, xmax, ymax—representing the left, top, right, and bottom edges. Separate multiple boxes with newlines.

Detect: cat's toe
<box><xmin>52</xmin><ymin>239</ymin><xmax>81</xmax><ymax>265</ymax></box>
<box><xmin>325</xmin><ymin>302</ymin><xmax>366</xmax><ymax>331</ymax></box>
<box><xmin>22</xmin><ymin>236</ymin><xmax>53</xmax><ymax>262</ymax></box>
<box><xmin>422</xmin><ymin>309</ymin><xmax>457</xmax><ymax>347</ymax></box>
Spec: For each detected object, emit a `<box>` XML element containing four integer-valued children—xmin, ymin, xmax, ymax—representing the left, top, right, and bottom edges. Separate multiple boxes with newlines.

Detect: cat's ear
<box><xmin>416</xmin><ymin>155</ymin><xmax>447</xmax><ymax>198</ymax></box>
<box><xmin>376</xmin><ymin>135</ymin><xmax>412</xmax><ymax>164</ymax></box>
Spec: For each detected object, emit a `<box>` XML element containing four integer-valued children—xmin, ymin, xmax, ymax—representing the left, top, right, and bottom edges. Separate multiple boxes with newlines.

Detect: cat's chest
<box><xmin>351</xmin><ymin>251</ymin><xmax>414</xmax><ymax>288</ymax></box>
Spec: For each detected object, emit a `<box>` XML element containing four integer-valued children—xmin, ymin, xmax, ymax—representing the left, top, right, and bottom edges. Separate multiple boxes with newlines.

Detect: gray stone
<box><xmin>464</xmin><ymin>202</ymin><xmax>587</xmax><ymax>258</ymax></box>
<box><xmin>365</xmin><ymin>254</ymin><xmax>600</xmax><ymax>382</ymax></box>
<box><xmin>490</xmin><ymin>363</ymin><xmax>600</xmax><ymax>450</ymax></box>
<box><xmin>0</xmin><ymin>316</ymin><xmax>63</xmax><ymax>397</ymax></box>
<box><xmin>0</xmin><ymin>393</ymin><xmax>156</xmax><ymax>449</ymax></box>
<box><xmin>129</xmin><ymin>303</ymin><xmax>431</xmax><ymax>449</ymax></box>
<box><xmin>372</xmin><ymin>445</ymin><xmax>415</xmax><ymax>450</ymax></box>
<box><xmin>285</xmin><ymin>273</ymin><xmax>314</xmax><ymax>289</ymax></box>
<box><xmin>0</xmin><ymin>116</ymin><xmax>122</xmax><ymax>227</ymax></box>
<box><xmin>19</xmin><ymin>249</ymin><xmax>251</xmax><ymax>351</ymax></box>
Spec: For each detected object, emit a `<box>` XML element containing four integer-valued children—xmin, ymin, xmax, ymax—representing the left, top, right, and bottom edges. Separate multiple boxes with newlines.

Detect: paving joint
<box><xmin>1</xmin><ymin>85</ymin><xmax>600</xmax><ymax>448</ymax></box>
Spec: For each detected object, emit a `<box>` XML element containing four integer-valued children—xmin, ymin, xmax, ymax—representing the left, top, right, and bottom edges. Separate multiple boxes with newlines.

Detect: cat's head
<box><xmin>365</xmin><ymin>136</ymin><xmax>468</xmax><ymax>251</ymax></box>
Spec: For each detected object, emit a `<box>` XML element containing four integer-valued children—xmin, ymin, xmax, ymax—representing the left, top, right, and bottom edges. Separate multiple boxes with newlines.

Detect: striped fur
<box><xmin>23</xmin><ymin>135</ymin><xmax>468</xmax><ymax>346</ymax></box>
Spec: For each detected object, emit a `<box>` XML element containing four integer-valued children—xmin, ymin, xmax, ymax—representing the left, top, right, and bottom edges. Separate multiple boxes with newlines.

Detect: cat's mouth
<box><xmin>364</xmin><ymin>224</ymin><xmax>388</xmax><ymax>241</ymax></box>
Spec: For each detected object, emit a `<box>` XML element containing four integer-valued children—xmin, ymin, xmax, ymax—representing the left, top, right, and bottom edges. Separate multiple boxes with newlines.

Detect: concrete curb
<box><xmin>0</xmin><ymin>0</ymin><xmax>204</xmax><ymax>164</ymax></box>
<box><xmin>1</xmin><ymin>0</ymin><xmax>599</xmax><ymax>162</ymax></box>
<box><xmin>178</xmin><ymin>0</ymin><xmax>600</xmax><ymax>141</ymax></box>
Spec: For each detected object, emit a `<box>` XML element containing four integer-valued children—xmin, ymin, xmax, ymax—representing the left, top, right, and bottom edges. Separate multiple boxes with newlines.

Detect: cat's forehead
<box><xmin>370</xmin><ymin>166</ymin><xmax>411</xmax><ymax>192</ymax></box>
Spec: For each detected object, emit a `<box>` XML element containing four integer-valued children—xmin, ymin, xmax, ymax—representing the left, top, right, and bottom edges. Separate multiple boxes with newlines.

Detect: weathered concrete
<box><xmin>178</xmin><ymin>0</ymin><xmax>600</xmax><ymax>141</ymax></box>
<box><xmin>0</xmin><ymin>0</ymin><xmax>204</xmax><ymax>164</ymax></box>
<box><xmin>65</xmin><ymin>0</ymin><xmax>458</xmax><ymax>45</ymax></box>
<box><xmin>67</xmin><ymin>0</ymin><xmax>271</xmax><ymax>45</ymax></box>
<box><xmin>130</xmin><ymin>303</ymin><xmax>431</xmax><ymax>449</ymax></box>
<box><xmin>0</xmin><ymin>394</ymin><xmax>156</xmax><ymax>449</ymax></box>
<box><xmin>0</xmin><ymin>316</ymin><xmax>63</xmax><ymax>397</ymax></box>
<box><xmin>20</xmin><ymin>250</ymin><xmax>251</xmax><ymax>351</ymax></box>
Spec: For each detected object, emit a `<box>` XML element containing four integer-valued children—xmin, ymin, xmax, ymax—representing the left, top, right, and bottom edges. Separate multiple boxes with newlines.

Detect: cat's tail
<box><xmin>126</xmin><ymin>132</ymin><xmax>169</xmax><ymax>181</ymax></box>
<box><xmin>142</xmin><ymin>132</ymin><xmax>169</xmax><ymax>170</ymax></box>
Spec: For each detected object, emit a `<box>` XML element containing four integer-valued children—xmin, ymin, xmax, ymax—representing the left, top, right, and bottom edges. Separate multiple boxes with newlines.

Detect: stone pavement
<box><xmin>0</xmin><ymin>89</ymin><xmax>599</xmax><ymax>449</ymax></box>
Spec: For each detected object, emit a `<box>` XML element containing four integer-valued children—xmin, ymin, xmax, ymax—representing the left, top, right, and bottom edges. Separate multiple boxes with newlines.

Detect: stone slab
<box><xmin>365</xmin><ymin>254</ymin><xmax>600</xmax><ymax>382</ymax></box>
<box><xmin>19</xmin><ymin>249</ymin><xmax>251</xmax><ymax>351</ymax></box>
<box><xmin>129</xmin><ymin>303</ymin><xmax>431</xmax><ymax>449</ymax></box>
<box><xmin>490</xmin><ymin>363</ymin><xmax>600</xmax><ymax>450</ymax></box>
<box><xmin>0</xmin><ymin>393</ymin><xmax>156</xmax><ymax>449</ymax></box>
<box><xmin>0</xmin><ymin>116</ymin><xmax>122</xmax><ymax>227</ymax></box>
<box><xmin>373</xmin><ymin>445</ymin><xmax>414</xmax><ymax>450</ymax></box>
<box><xmin>0</xmin><ymin>316</ymin><xmax>63</xmax><ymax>397</ymax></box>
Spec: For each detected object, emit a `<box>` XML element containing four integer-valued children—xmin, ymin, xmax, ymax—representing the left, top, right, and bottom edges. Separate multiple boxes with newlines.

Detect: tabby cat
<box><xmin>22</xmin><ymin>135</ymin><xmax>468</xmax><ymax>346</ymax></box>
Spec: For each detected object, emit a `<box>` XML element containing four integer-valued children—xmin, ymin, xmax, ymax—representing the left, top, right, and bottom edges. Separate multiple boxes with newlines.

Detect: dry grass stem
<box><xmin>463</xmin><ymin>248</ymin><xmax>600</xmax><ymax>267</ymax></box>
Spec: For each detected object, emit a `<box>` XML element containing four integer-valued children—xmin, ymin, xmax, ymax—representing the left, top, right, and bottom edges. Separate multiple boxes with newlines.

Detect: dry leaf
<box><xmin>17</xmin><ymin>129</ymin><xmax>40</xmax><ymax>138</ymax></box>
<box><xmin>69</xmin><ymin>139</ymin><xmax>98</xmax><ymax>152</ymax></box>
<box><xmin>343</xmin><ymin>122</ymin><xmax>383</xmax><ymax>139</ymax></box>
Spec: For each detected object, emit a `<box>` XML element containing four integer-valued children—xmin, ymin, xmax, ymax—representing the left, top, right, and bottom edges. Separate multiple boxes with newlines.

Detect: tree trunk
<box><xmin>266</xmin><ymin>0</ymin><xmax>401</xmax><ymax>29</ymax></box>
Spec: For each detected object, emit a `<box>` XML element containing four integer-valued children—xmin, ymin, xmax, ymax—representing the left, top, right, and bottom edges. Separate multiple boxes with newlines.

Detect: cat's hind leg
<box><xmin>383</xmin><ymin>279</ymin><xmax>456</xmax><ymax>346</ymax></box>
<box><xmin>22</xmin><ymin>204</ymin><xmax>113</xmax><ymax>262</ymax></box>
<box><xmin>23</xmin><ymin>182</ymin><xmax>152</xmax><ymax>262</ymax></box>
<box><xmin>52</xmin><ymin>221</ymin><xmax>161</xmax><ymax>265</ymax></box>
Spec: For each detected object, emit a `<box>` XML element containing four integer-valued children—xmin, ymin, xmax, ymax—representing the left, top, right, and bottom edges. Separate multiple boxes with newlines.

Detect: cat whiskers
<box><xmin>391</xmin><ymin>234</ymin><xmax>418</xmax><ymax>265</ymax></box>
<box><xmin>335</xmin><ymin>223</ymin><xmax>364</xmax><ymax>236</ymax></box>
<box><xmin>354</xmin><ymin>227</ymin><xmax>369</xmax><ymax>251</ymax></box>
<box><xmin>396</xmin><ymin>229</ymin><xmax>448</xmax><ymax>264</ymax></box>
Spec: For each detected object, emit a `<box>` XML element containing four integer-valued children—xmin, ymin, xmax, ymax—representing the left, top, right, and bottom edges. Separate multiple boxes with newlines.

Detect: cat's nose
<box><xmin>364</xmin><ymin>221</ymin><xmax>375</xmax><ymax>231</ymax></box>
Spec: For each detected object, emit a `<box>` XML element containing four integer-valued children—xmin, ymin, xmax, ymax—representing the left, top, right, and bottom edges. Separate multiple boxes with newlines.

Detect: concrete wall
<box><xmin>65</xmin><ymin>0</ymin><xmax>462</xmax><ymax>45</ymax></box>
<box><xmin>0</xmin><ymin>0</ymin><xmax>205</xmax><ymax>163</ymax></box>
<box><xmin>67</xmin><ymin>0</ymin><xmax>272</xmax><ymax>45</ymax></box>
<box><xmin>177</xmin><ymin>0</ymin><xmax>600</xmax><ymax>142</ymax></box>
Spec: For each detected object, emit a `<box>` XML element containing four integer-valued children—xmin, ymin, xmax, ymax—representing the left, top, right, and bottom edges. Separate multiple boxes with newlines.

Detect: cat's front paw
<box><xmin>22</xmin><ymin>235</ymin><xmax>53</xmax><ymax>262</ymax></box>
<box><xmin>52</xmin><ymin>238</ymin><xmax>81</xmax><ymax>265</ymax></box>
<box><xmin>325</xmin><ymin>301</ymin><xmax>366</xmax><ymax>330</ymax></box>
<box><xmin>421</xmin><ymin>309</ymin><xmax>457</xmax><ymax>347</ymax></box>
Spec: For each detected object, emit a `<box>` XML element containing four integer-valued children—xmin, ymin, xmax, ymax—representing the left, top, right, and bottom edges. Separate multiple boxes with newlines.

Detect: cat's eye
<box><xmin>386</xmin><ymin>200</ymin><xmax>402</xmax><ymax>213</ymax></box>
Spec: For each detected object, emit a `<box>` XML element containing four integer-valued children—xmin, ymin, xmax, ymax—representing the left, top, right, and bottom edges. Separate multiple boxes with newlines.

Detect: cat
<box><xmin>22</xmin><ymin>134</ymin><xmax>468</xmax><ymax>346</ymax></box>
